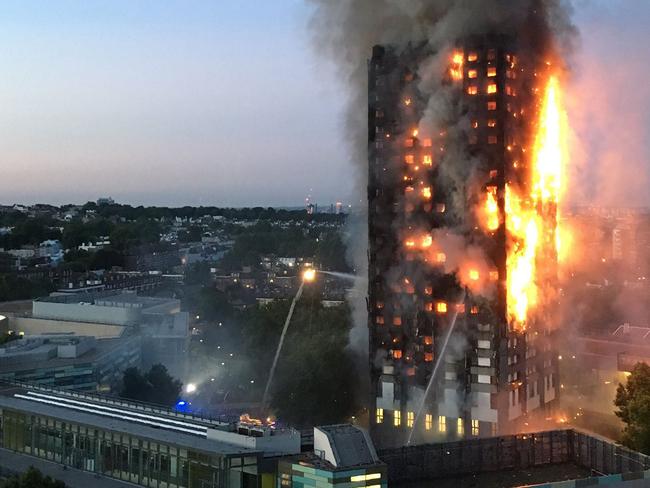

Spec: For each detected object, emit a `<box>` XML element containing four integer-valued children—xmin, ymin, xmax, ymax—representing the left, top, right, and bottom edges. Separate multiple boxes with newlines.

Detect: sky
<box><xmin>0</xmin><ymin>0</ymin><xmax>649</xmax><ymax>208</ymax></box>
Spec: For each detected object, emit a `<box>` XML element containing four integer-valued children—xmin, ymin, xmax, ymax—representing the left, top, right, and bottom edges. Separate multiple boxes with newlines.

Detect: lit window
<box><xmin>467</xmin><ymin>53</ymin><xmax>478</xmax><ymax>62</ymax></box>
<box><xmin>436</xmin><ymin>253</ymin><xmax>446</xmax><ymax>263</ymax></box>
<box><xmin>438</xmin><ymin>415</ymin><xmax>446</xmax><ymax>433</ymax></box>
<box><xmin>471</xmin><ymin>120</ymin><xmax>479</xmax><ymax>129</ymax></box>
<box><xmin>487</xmin><ymin>66</ymin><xmax>497</xmax><ymax>77</ymax></box>
<box><xmin>471</xmin><ymin>306</ymin><xmax>479</xmax><ymax>314</ymax></box>
<box><xmin>467</xmin><ymin>86</ymin><xmax>478</xmax><ymax>95</ymax></box>
<box><xmin>468</xmin><ymin>69</ymin><xmax>477</xmax><ymax>79</ymax></box>
<box><xmin>405</xmin><ymin>186</ymin><xmax>414</xmax><ymax>193</ymax></box>
<box><xmin>425</xmin><ymin>302</ymin><xmax>433</xmax><ymax>312</ymax></box>
<box><xmin>487</xmin><ymin>84</ymin><xmax>497</xmax><ymax>94</ymax></box>
<box><xmin>376</xmin><ymin>316</ymin><xmax>384</xmax><ymax>325</ymax></box>
<box><xmin>425</xmin><ymin>414</ymin><xmax>433</xmax><ymax>431</ymax></box>
<box><xmin>393</xmin><ymin>316</ymin><xmax>402</xmax><ymax>326</ymax></box>
<box><xmin>487</xmin><ymin>119</ymin><xmax>497</xmax><ymax>128</ymax></box>
<box><xmin>424</xmin><ymin>352</ymin><xmax>433</xmax><ymax>362</ymax></box>
<box><xmin>376</xmin><ymin>408</ymin><xmax>384</xmax><ymax>424</ymax></box>
<box><xmin>392</xmin><ymin>350</ymin><xmax>402</xmax><ymax>359</ymax></box>
<box><xmin>491</xmin><ymin>423</ymin><xmax>498</xmax><ymax>436</ymax></box>
<box><xmin>489</xmin><ymin>270</ymin><xmax>499</xmax><ymax>281</ymax></box>
<box><xmin>457</xmin><ymin>418</ymin><xmax>465</xmax><ymax>436</ymax></box>
<box><xmin>351</xmin><ymin>473</ymin><xmax>382</xmax><ymax>483</ymax></box>
<box><xmin>407</xmin><ymin>411</ymin><xmax>414</xmax><ymax>427</ymax></box>
<box><xmin>421</xmin><ymin>187</ymin><xmax>432</xmax><ymax>199</ymax></box>
<box><xmin>436</xmin><ymin>203</ymin><xmax>446</xmax><ymax>213</ymax></box>
<box><xmin>404</xmin><ymin>97</ymin><xmax>412</xmax><ymax>106</ymax></box>
<box><xmin>488</xmin><ymin>135</ymin><xmax>498</xmax><ymax>144</ymax></box>
<box><xmin>394</xmin><ymin>410</ymin><xmax>401</xmax><ymax>427</ymax></box>
<box><xmin>423</xmin><ymin>138</ymin><xmax>433</xmax><ymax>147</ymax></box>
<box><xmin>487</xmin><ymin>101</ymin><xmax>497</xmax><ymax>110</ymax></box>
<box><xmin>424</xmin><ymin>286</ymin><xmax>433</xmax><ymax>295</ymax></box>
<box><xmin>405</xmin><ymin>138</ymin><xmax>414</xmax><ymax>148</ymax></box>
<box><xmin>423</xmin><ymin>155</ymin><xmax>433</xmax><ymax>166</ymax></box>
<box><xmin>472</xmin><ymin>419</ymin><xmax>479</xmax><ymax>436</ymax></box>
<box><xmin>376</xmin><ymin>301</ymin><xmax>385</xmax><ymax>309</ymax></box>
<box><xmin>489</xmin><ymin>169</ymin><xmax>498</xmax><ymax>178</ymax></box>
<box><xmin>436</xmin><ymin>302</ymin><xmax>448</xmax><ymax>314</ymax></box>
<box><xmin>423</xmin><ymin>336</ymin><xmax>433</xmax><ymax>345</ymax></box>
<box><xmin>405</xmin><ymin>154</ymin><xmax>414</xmax><ymax>164</ymax></box>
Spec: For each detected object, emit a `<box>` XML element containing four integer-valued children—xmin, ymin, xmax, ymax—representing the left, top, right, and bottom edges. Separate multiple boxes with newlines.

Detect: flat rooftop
<box><xmin>0</xmin><ymin>383</ymin><xmax>255</xmax><ymax>457</ymax></box>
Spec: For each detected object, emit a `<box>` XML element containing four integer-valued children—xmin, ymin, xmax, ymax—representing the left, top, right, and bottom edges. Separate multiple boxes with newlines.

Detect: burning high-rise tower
<box><xmin>367</xmin><ymin>27</ymin><xmax>566</xmax><ymax>447</ymax></box>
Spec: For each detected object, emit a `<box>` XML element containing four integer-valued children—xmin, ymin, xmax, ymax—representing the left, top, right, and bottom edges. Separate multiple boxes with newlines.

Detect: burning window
<box><xmin>425</xmin><ymin>414</ymin><xmax>433</xmax><ymax>431</ymax></box>
<box><xmin>405</xmin><ymin>154</ymin><xmax>414</xmax><ymax>165</ymax></box>
<box><xmin>376</xmin><ymin>316</ymin><xmax>385</xmax><ymax>325</ymax></box>
<box><xmin>405</xmin><ymin>186</ymin><xmax>414</xmax><ymax>194</ymax></box>
<box><xmin>449</xmin><ymin>51</ymin><xmax>464</xmax><ymax>81</ymax></box>
<box><xmin>471</xmin><ymin>120</ymin><xmax>479</xmax><ymax>129</ymax></box>
<box><xmin>471</xmin><ymin>305</ymin><xmax>479</xmax><ymax>314</ymax></box>
<box><xmin>488</xmin><ymin>135</ymin><xmax>498</xmax><ymax>144</ymax></box>
<box><xmin>404</xmin><ymin>98</ymin><xmax>412</xmax><ymax>106</ymax></box>
<box><xmin>376</xmin><ymin>301</ymin><xmax>384</xmax><ymax>309</ymax></box>
<box><xmin>407</xmin><ymin>411</ymin><xmax>414</xmax><ymax>427</ymax></box>
<box><xmin>436</xmin><ymin>203</ymin><xmax>446</xmax><ymax>213</ymax></box>
<box><xmin>423</xmin><ymin>155</ymin><xmax>433</xmax><ymax>166</ymax></box>
<box><xmin>489</xmin><ymin>169</ymin><xmax>498</xmax><ymax>178</ymax></box>
<box><xmin>405</xmin><ymin>238</ymin><xmax>415</xmax><ymax>248</ymax></box>
<box><xmin>436</xmin><ymin>302</ymin><xmax>448</xmax><ymax>314</ymax></box>
<box><xmin>436</xmin><ymin>252</ymin><xmax>446</xmax><ymax>263</ymax></box>
<box><xmin>393</xmin><ymin>316</ymin><xmax>402</xmax><ymax>326</ymax></box>
<box><xmin>468</xmin><ymin>69</ymin><xmax>478</xmax><ymax>79</ymax></box>
<box><xmin>424</xmin><ymin>336</ymin><xmax>433</xmax><ymax>345</ymax></box>
<box><xmin>467</xmin><ymin>52</ymin><xmax>478</xmax><ymax>62</ymax></box>
<box><xmin>472</xmin><ymin>419</ymin><xmax>479</xmax><ymax>436</ymax></box>
<box><xmin>489</xmin><ymin>270</ymin><xmax>499</xmax><ymax>281</ymax></box>
<box><xmin>421</xmin><ymin>235</ymin><xmax>432</xmax><ymax>248</ymax></box>
<box><xmin>422</xmin><ymin>138</ymin><xmax>432</xmax><ymax>147</ymax></box>
<box><xmin>405</xmin><ymin>138</ymin><xmax>414</xmax><ymax>148</ymax></box>
<box><xmin>487</xmin><ymin>83</ymin><xmax>497</xmax><ymax>94</ymax></box>
<box><xmin>487</xmin><ymin>119</ymin><xmax>497</xmax><ymax>128</ymax></box>
<box><xmin>425</xmin><ymin>302</ymin><xmax>433</xmax><ymax>312</ymax></box>
<box><xmin>469</xmin><ymin>269</ymin><xmax>480</xmax><ymax>281</ymax></box>
<box><xmin>424</xmin><ymin>352</ymin><xmax>433</xmax><ymax>362</ymax></box>
<box><xmin>505</xmin><ymin>85</ymin><xmax>516</xmax><ymax>96</ymax></box>
<box><xmin>467</xmin><ymin>86</ymin><xmax>478</xmax><ymax>95</ymax></box>
<box><xmin>506</xmin><ymin>70</ymin><xmax>516</xmax><ymax>79</ymax></box>
<box><xmin>421</xmin><ymin>187</ymin><xmax>432</xmax><ymax>199</ymax></box>
<box><xmin>456</xmin><ymin>303</ymin><xmax>466</xmax><ymax>314</ymax></box>
<box><xmin>394</xmin><ymin>410</ymin><xmax>401</xmax><ymax>426</ymax></box>
<box><xmin>376</xmin><ymin>408</ymin><xmax>384</xmax><ymax>424</ymax></box>
<box><xmin>457</xmin><ymin>418</ymin><xmax>465</xmax><ymax>436</ymax></box>
<box><xmin>487</xmin><ymin>101</ymin><xmax>497</xmax><ymax>110</ymax></box>
<box><xmin>424</xmin><ymin>286</ymin><xmax>433</xmax><ymax>295</ymax></box>
<box><xmin>487</xmin><ymin>66</ymin><xmax>497</xmax><ymax>77</ymax></box>
<box><xmin>392</xmin><ymin>349</ymin><xmax>403</xmax><ymax>359</ymax></box>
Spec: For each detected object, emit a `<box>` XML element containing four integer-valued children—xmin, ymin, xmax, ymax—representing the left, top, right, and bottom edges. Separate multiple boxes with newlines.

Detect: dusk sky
<box><xmin>1</xmin><ymin>0</ymin><xmax>649</xmax><ymax>208</ymax></box>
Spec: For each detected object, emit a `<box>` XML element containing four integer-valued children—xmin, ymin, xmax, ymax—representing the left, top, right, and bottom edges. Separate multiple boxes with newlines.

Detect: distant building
<box><xmin>0</xmin><ymin>335</ymin><xmax>140</xmax><ymax>391</ymax></box>
<box><xmin>96</xmin><ymin>197</ymin><xmax>115</xmax><ymax>206</ymax></box>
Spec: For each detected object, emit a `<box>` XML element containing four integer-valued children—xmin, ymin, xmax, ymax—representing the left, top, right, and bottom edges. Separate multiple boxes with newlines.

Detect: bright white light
<box><xmin>185</xmin><ymin>383</ymin><xmax>197</xmax><ymax>394</ymax></box>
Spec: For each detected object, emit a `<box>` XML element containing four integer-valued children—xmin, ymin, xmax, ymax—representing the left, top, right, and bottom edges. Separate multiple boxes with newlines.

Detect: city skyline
<box><xmin>1</xmin><ymin>0</ymin><xmax>649</xmax><ymax>208</ymax></box>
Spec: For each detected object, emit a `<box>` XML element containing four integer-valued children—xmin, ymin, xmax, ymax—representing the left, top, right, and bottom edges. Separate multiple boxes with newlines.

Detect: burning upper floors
<box><xmin>368</xmin><ymin>35</ymin><xmax>563</xmax><ymax>447</ymax></box>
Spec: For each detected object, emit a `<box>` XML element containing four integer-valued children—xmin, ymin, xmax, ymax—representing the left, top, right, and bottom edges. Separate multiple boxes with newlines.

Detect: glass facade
<box><xmin>1</xmin><ymin>408</ymin><xmax>259</xmax><ymax>488</ymax></box>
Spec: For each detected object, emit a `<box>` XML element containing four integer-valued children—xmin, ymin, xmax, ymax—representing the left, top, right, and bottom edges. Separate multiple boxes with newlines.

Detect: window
<box><xmin>487</xmin><ymin>49</ymin><xmax>496</xmax><ymax>60</ymax></box>
<box><xmin>436</xmin><ymin>253</ymin><xmax>446</xmax><ymax>263</ymax></box>
<box><xmin>472</xmin><ymin>420</ymin><xmax>480</xmax><ymax>436</ymax></box>
<box><xmin>478</xmin><ymin>374</ymin><xmax>491</xmax><ymax>384</ymax></box>
<box><xmin>407</xmin><ymin>411</ymin><xmax>414</xmax><ymax>428</ymax></box>
<box><xmin>467</xmin><ymin>86</ymin><xmax>478</xmax><ymax>95</ymax></box>
<box><xmin>351</xmin><ymin>473</ymin><xmax>382</xmax><ymax>483</ymax></box>
<box><xmin>423</xmin><ymin>138</ymin><xmax>433</xmax><ymax>147</ymax></box>
<box><xmin>424</xmin><ymin>352</ymin><xmax>433</xmax><ymax>362</ymax></box>
<box><xmin>471</xmin><ymin>120</ymin><xmax>479</xmax><ymax>129</ymax></box>
<box><xmin>436</xmin><ymin>203</ymin><xmax>446</xmax><ymax>213</ymax></box>
<box><xmin>423</xmin><ymin>155</ymin><xmax>433</xmax><ymax>166</ymax></box>
<box><xmin>405</xmin><ymin>154</ymin><xmax>414</xmax><ymax>164</ymax></box>
<box><xmin>467</xmin><ymin>52</ymin><xmax>478</xmax><ymax>62</ymax></box>
<box><xmin>421</xmin><ymin>187</ymin><xmax>432</xmax><ymax>199</ymax></box>
<box><xmin>393</xmin><ymin>316</ymin><xmax>402</xmax><ymax>326</ymax></box>
<box><xmin>394</xmin><ymin>410</ymin><xmax>401</xmax><ymax>427</ymax></box>
<box><xmin>487</xmin><ymin>101</ymin><xmax>497</xmax><ymax>110</ymax></box>
<box><xmin>478</xmin><ymin>357</ymin><xmax>490</xmax><ymax>367</ymax></box>
<box><xmin>376</xmin><ymin>301</ymin><xmax>384</xmax><ymax>309</ymax></box>
<box><xmin>468</xmin><ymin>69</ymin><xmax>478</xmax><ymax>79</ymax></box>
<box><xmin>478</xmin><ymin>340</ymin><xmax>490</xmax><ymax>349</ymax></box>
<box><xmin>457</xmin><ymin>418</ymin><xmax>464</xmax><ymax>436</ymax></box>
<box><xmin>436</xmin><ymin>302</ymin><xmax>448</xmax><ymax>314</ymax></box>
<box><xmin>438</xmin><ymin>416</ymin><xmax>446</xmax><ymax>433</ymax></box>
<box><xmin>425</xmin><ymin>302</ymin><xmax>433</xmax><ymax>312</ymax></box>
<box><xmin>456</xmin><ymin>303</ymin><xmax>466</xmax><ymax>313</ymax></box>
<box><xmin>376</xmin><ymin>408</ymin><xmax>384</xmax><ymax>424</ymax></box>
<box><xmin>423</xmin><ymin>336</ymin><xmax>433</xmax><ymax>345</ymax></box>
<box><xmin>425</xmin><ymin>414</ymin><xmax>433</xmax><ymax>431</ymax></box>
<box><xmin>488</xmin><ymin>135</ymin><xmax>498</xmax><ymax>144</ymax></box>
<box><xmin>491</xmin><ymin>423</ymin><xmax>498</xmax><ymax>436</ymax></box>
<box><xmin>487</xmin><ymin>66</ymin><xmax>497</xmax><ymax>77</ymax></box>
<box><xmin>487</xmin><ymin>83</ymin><xmax>497</xmax><ymax>94</ymax></box>
<box><xmin>487</xmin><ymin>119</ymin><xmax>497</xmax><ymax>128</ymax></box>
<box><xmin>376</xmin><ymin>316</ymin><xmax>384</xmax><ymax>325</ymax></box>
<box><xmin>392</xmin><ymin>350</ymin><xmax>402</xmax><ymax>359</ymax></box>
<box><xmin>424</xmin><ymin>286</ymin><xmax>433</xmax><ymax>295</ymax></box>
<box><xmin>405</xmin><ymin>138</ymin><xmax>414</xmax><ymax>148</ymax></box>
<box><xmin>470</xmin><ymin>305</ymin><xmax>479</xmax><ymax>314</ymax></box>
<box><xmin>490</xmin><ymin>270</ymin><xmax>499</xmax><ymax>281</ymax></box>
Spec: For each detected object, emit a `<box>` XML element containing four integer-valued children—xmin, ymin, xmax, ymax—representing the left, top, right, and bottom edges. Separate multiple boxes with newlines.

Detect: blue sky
<box><xmin>0</xmin><ymin>1</ymin><xmax>648</xmax><ymax>207</ymax></box>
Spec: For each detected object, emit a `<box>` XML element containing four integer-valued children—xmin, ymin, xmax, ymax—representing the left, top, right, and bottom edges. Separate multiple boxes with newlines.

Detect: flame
<box><xmin>449</xmin><ymin>51</ymin><xmax>464</xmax><ymax>81</ymax></box>
<box><xmin>506</xmin><ymin>75</ymin><xmax>565</xmax><ymax>330</ymax></box>
<box><xmin>485</xmin><ymin>186</ymin><xmax>500</xmax><ymax>231</ymax></box>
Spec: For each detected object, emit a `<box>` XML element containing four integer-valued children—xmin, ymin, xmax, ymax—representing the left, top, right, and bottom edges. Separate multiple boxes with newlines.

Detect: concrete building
<box><xmin>0</xmin><ymin>335</ymin><xmax>140</xmax><ymax>391</ymax></box>
<box><xmin>367</xmin><ymin>36</ymin><xmax>559</xmax><ymax>447</ymax></box>
<box><xmin>7</xmin><ymin>291</ymin><xmax>189</xmax><ymax>380</ymax></box>
<box><xmin>278</xmin><ymin>425</ymin><xmax>386</xmax><ymax>488</ymax></box>
<box><xmin>0</xmin><ymin>382</ymin><xmax>301</xmax><ymax>488</ymax></box>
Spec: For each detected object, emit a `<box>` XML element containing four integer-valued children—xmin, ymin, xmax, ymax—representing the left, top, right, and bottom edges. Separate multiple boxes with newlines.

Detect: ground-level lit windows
<box><xmin>376</xmin><ymin>408</ymin><xmax>384</xmax><ymax>424</ymax></box>
<box><xmin>472</xmin><ymin>419</ymin><xmax>479</xmax><ymax>436</ymax></box>
<box><xmin>394</xmin><ymin>410</ymin><xmax>401</xmax><ymax>427</ymax></box>
<box><xmin>425</xmin><ymin>414</ymin><xmax>433</xmax><ymax>431</ymax></box>
<box><xmin>407</xmin><ymin>411</ymin><xmax>414</xmax><ymax>428</ymax></box>
<box><xmin>438</xmin><ymin>415</ymin><xmax>446</xmax><ymax>433</ymax></box>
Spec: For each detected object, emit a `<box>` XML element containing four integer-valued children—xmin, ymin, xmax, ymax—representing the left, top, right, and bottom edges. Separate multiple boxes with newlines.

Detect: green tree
<box><xmin>615</xmin><ymin>362</ymin><xmax>650</xmax><ymax>453</ymax></box>
<box><xmin>120</xmin><ymin>364</ymin><xmax>182</xmax><ymax>407</ymax></box>
<box><xmin>3</xmin><ymin>466</ymin><xmax>66</xmax><ymax>488</ymax></box>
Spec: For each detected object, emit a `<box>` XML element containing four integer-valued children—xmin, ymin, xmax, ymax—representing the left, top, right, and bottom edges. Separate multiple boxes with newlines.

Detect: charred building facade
<box><xmin>368</xmin><ymin>37</ymin><xmax>560</xmax><ymax>448</ymax></box>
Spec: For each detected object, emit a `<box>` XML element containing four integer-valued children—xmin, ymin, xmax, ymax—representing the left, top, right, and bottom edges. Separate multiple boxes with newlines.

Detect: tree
<box><xmin>615</xmin><ymin>362</ymin><xmax>650</xmax><ymax>453</ymax></box>
<box><xmin>120</xmin><ymin>364</ymin><xmax>182</xmax><ymax>407</ymax></box>
<box><xmin>3</xmin><ymin>467</ymin><xmax>66</xmax><ymax>488</ymax></box>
